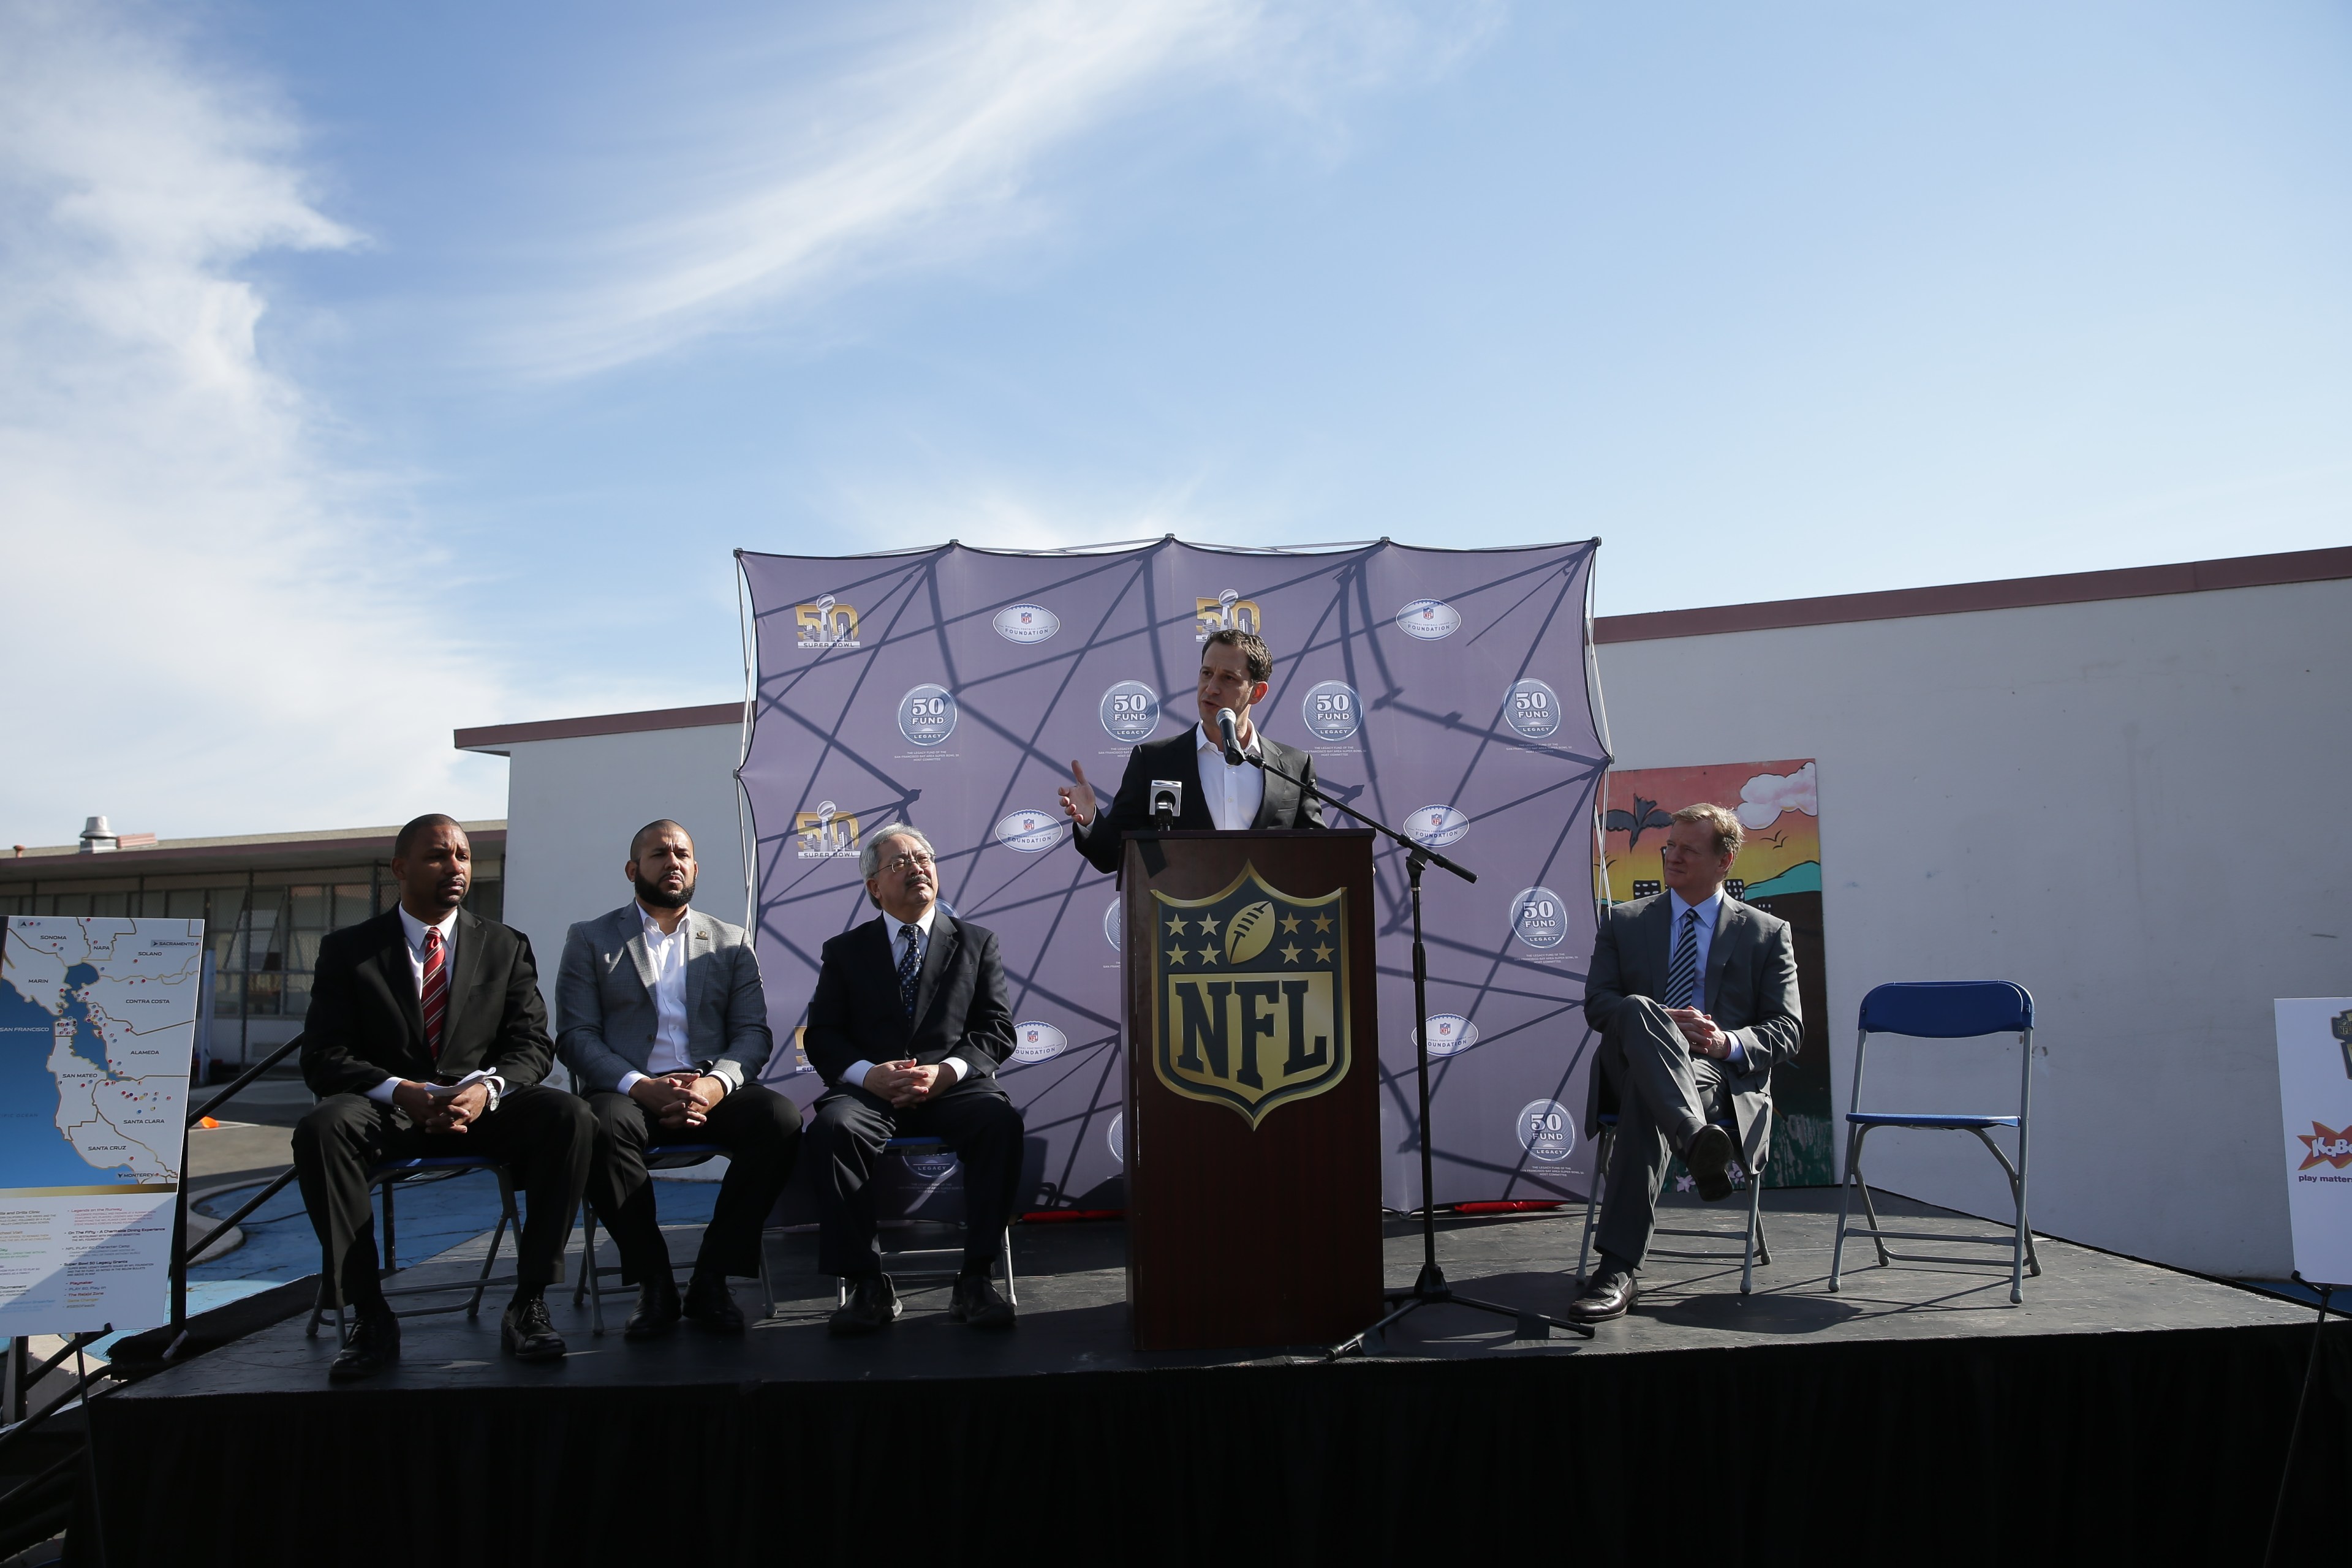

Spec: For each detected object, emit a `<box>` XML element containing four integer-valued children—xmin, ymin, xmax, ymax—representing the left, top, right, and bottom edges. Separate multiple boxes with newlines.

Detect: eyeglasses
<box><xmin>880</xmin><ymin>851</ymin><xmax>934</xmax><ymax>874</ymax></box>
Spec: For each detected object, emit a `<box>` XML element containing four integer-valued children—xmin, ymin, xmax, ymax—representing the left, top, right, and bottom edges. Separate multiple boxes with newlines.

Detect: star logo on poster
<box><xmin>2297</xmin><ymin>1121</ymin><xmax>2352</xmax><ymax>1171</ymax></box>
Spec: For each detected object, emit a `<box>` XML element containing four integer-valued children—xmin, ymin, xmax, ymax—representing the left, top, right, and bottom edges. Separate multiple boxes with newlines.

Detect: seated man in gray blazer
<box><xmin>557</xmin><ymin>820</ymin><xmax>801</xmax><ymax>1337</ymax></box>
<box><xmin>1569</xmin><ymin>802</ymin><xmax>1802</xmax><ymax>1324</ymax></box>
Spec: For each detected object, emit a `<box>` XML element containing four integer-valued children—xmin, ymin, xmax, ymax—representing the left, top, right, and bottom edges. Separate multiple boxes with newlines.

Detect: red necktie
<box><xmin>420</xmin><ymin>928</ymin><xmax>448</xmax><ymax>1061</ymax></box>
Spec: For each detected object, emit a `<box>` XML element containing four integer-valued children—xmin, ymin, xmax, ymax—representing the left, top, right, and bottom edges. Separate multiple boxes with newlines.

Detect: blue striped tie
<box><xmin>897</xmin><ymin>925</ymin><xmax>923</xmax><ymax>1016</ymax></box>
<box><xmin>1666</xmin><ymin>907</ymin><xmax>1701</xmax><ymax>1009</ymax></box>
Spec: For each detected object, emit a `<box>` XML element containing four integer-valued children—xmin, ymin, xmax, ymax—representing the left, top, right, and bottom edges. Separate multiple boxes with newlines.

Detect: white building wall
<box><xmin>1594</xmin><ymin>576</ymin><xmax>2352</xmax><ymax>1278</ymax></box>
<box><xmin>495</xmin><ymin>725</ymin><xmax>747</xmax><ymax>1027</ymax></box>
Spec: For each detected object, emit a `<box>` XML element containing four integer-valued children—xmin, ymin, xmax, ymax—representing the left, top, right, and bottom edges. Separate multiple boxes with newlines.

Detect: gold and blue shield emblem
<box><xmin>1151</xmin><ymin>864</ymin><xmax>1349</xmax><ymax>1128</ymax></box>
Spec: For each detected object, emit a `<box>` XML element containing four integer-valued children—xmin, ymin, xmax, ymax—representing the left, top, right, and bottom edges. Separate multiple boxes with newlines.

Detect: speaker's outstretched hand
<box><xmin>1058</xmin><ymin>760</ymin><xmax>1097</xmax><ymax>827</ymax></box>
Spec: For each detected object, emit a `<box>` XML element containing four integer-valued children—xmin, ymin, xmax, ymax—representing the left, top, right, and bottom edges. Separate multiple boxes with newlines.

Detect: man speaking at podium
<box><xmin>1059</xmin><ymin>628</ymin><xmax>1325</xmax><ymax>867</ymax></box>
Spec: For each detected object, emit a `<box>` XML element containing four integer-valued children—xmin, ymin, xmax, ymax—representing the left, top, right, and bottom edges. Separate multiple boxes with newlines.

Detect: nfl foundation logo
<box><xmin>993</xmin><ymin>603</ymin><xmax>1060</xmax><ymax>644</ymax></box>
<box><xmin>1151</xmin><ymin>865</ymin><xmax>1350</xmax><ymax>1128</ymax></box>
<box><xmin>1394</xmin><ymin>598</ymin><xmax>1461</xmax><ymax>641</ymax></box>
<box><xmin>1011</xmin><ymin>1020</ymin><xmax>1068</xmax><ymax>1065</ymax></box>
<box><xmin>1108</xmin><ymin>1112</ymin><xmax>1124</xmax><ymax>1164</ymax></box>
<box><xmin>1103</xmin><ymin>897</ymin><xmax>1121</xmax><ymax>951</ymax></box>
<box><xmin>1300</xmin><ymin>680</ymin><xmax>1362</xmax><ymax>743</ymax></box>
<box><xmin>994</xmin><ymin>809</ymin><xmax>1067</xmax><ymax>854</ymax></box>
<box><xmin>1100</xmin><ymin>680</ymin><xmax>1161</xmax><ymax>742</ymax></box>
<box><xmin>1406</xmin><ymin>804</ymin><xmax>1470</xmax><ymax>849</ymax></box>
<box><xmin>794</xmin><ymin>802</ymin><xmax>860</xmax><ymax>859</ymax></box>
<box><xmin>897</xmin><ymin>685</ymin><xmax>958</xmax><ymax>747</ymax></box>
<box><xmin>1516</xmin><ymin>1099</ymin><xmax>1576</xmax><ymax>1163</ymax></box>
<box><xmin>793</xmin><ymin>594</ymin><xmax>860</xmax><ymax>649</ymax></box>
<box><xmin>1510</xmin><ymin>887</ymin><xmax>1568</xmax><ymax>949</ymax></box>
<box><xmin>1416</xmin><ymin>1014</ymin><xmax>1479</xmax><ymax>1057</ymax></box>
<box><xmin>1504</xmin><ymin>677</ymin><xmax>1562</xmax><ymax>741</ymax></box>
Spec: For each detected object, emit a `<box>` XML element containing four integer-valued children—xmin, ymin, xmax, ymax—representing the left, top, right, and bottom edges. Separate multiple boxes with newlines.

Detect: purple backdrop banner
<box><xmin>736</xmin><ymin>540</ymin><xmax>1608</xmax><ymax>1210</ymax></box>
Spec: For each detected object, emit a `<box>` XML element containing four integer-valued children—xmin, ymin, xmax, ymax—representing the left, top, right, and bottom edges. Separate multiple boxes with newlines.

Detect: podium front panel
<box><xmin>1122</xmin><ymin>829</ymin><xmax>1382</xmax><ymax>1349</ymax></box>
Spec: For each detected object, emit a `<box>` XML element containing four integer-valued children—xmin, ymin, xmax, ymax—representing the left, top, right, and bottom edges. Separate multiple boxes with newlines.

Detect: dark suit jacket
<box><xmin>1072</xmin><ymin>728</ymin><xmax>1326</xmax><ymax>874</ymax></box>
<box><xmin>803</xmin><ymin>911</ymin><xmax>1016</xmax><ymax>1101</ymax></box>
<box><xmin>298</xmin><ymin>908</ymin><xmax>557</xmax><ymax>1099</ymax></box>
<box><xmin>1582</xmin><ymin>891</ymin><xmax>1802</xmax><ymax>1168</ymax></box>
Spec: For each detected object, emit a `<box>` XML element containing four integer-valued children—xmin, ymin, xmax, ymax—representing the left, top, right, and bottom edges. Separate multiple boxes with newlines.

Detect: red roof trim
<box><xmin>455</xmin><ymin>702</ymin><xmax>739</xmax><ymax>752</ymax></box>
<box><xmin>1592</xmin><ymin>545</ymin><xmax>2352</xmax><ymax>645</ymax></box>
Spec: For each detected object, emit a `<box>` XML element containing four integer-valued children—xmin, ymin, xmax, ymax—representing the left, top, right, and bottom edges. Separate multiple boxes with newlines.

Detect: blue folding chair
<box><xmin>1575</xmin><ymin>1106</ymin><xmax>1772</xmax><ymax>1295</ymax></box>
<box><xmin>574</xmin><ymin>1141</ymin><xmax>779</xmax><ymax>1335</ymax></box>
<box><xmin>833</xmin><ymin>1136</ymin><xmax>1016</xmax><ymax>1308</ymax></box>
<box><xmin>306</xmin><ymin>1153</ymin><xmax>524</xmax><ymax>1338</ymax></box>
<box><xmin>1830</xmin><ymin>982</ymin><xmax>2040</xmax><ymax>1303</ymax></box>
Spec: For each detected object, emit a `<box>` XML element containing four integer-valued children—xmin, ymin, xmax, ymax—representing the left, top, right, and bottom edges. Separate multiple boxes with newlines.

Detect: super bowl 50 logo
<box><xmin>1195</xmin><ymin>588</ymin><xmax>1264</xmax><ymax>643</ymax></box>
<box><xmin>795</xmin><ymin>802</ymin><xmax>860</xmax><ymax>859</ymax></box>
<box><xmin>793</xmin><ymin>595</ymin><xmax>860</xmax><ymax>650</ymax></box>
<box><xmin>1151</xmin><ymin>865</ymin><xmax>1348</xmax><ymax>1128</ymax></box>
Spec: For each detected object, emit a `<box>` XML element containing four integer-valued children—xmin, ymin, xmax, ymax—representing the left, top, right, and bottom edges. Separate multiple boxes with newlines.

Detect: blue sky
<box><xmin>3</xmin><ymin>0</ymin><xmax>2347</xmax><ymax>841</ymax></box>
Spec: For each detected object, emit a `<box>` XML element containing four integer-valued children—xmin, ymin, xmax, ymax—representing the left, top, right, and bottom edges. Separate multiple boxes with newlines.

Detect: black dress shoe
<box><xmin>683</xmin><ymin>1271</ymin><xmax>746</xmax><ymax>1334</ymax></box>
<box><xmin>948</xmin><ymin>1273</ymin><xmax>1016</xmax><ymax>1329</ymax></box>
<box><xmin>624</xmin><ymin>1278</ymin><xmax>681</xmax><ymax>1340</ymax></box>
<box><xmin>501</xmin><ymin>1294</ymin><xmax>567</xmax><ymax>1362</ymax></box>
<box><xmin>328</xmin><ymin>1304</ymin><xmax>399</xmax><ymax>1382</ymax></box>
<box><xmin>828</xmin><ymin>1273</ymin><xmax>901</xmax><ymax>1336</ymax></box>
<box><xmin>1565</xmin><ymin>1272</ymin><xmax>1639</xmax><ymax>1324</ymax></box>
<box><xmin>1685</xmin><ymin>1123</ymin><xmax>1736</xmax><ymax>1202</ymax></box>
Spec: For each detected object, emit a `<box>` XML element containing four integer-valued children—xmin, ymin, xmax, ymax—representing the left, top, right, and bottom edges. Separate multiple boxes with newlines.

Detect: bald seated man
<box><xmin>557</xmin><ymin>820</ymin><xmax>801</xmax><ymax>1338</ymax></box>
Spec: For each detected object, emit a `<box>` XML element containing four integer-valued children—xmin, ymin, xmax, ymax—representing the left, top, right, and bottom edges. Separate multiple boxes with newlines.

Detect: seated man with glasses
<box><xmin>801</xmin><ymin>824</ymin><xmax>1023</xmax><ymax>1334</ymax></box>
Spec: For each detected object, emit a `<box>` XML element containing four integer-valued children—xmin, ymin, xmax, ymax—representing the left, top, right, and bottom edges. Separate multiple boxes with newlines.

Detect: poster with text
<box><xmin>2275</xmin><ymin>997</ymin><xmax>2352</xmax><ymax>1287</ymax></box>
<box><xmin>1</xmin><ymin>918</ymin><xmax>202</xmax><ymax>1335</ymax></box>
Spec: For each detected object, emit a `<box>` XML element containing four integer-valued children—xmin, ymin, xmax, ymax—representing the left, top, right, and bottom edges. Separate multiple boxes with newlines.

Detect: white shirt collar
<box><xmin>1195</xmin><ymin>720</ymin><xmax>1260</xmax><ymax>759</ymax></box>
<box><xmin>398</xmin><ymin>903</ymin><xmax>458</xmax><ymax>951</ymax></box>
<box><xmin>637</xmin><ymin>902</ymin><xmax>694</xmax><ymax>940</ymax></box>
<box><xmin>882</xmin><ymin>904</ymin><xmax>938</xmax><ymax>949</ymax></box>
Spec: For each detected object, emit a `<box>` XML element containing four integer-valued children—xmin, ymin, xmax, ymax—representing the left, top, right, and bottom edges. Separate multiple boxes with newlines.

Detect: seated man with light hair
<box><xmin>1568</xmin><ymin>802</ymin><xmax>1803</xmax><ymax>1325</ymax></box>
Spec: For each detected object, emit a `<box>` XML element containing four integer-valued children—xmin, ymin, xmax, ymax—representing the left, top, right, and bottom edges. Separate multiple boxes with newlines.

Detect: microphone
<box><xmin>1216</xmin><ymin>707</ymin><xmax>1246</xmax><ymax>766</ymax></box>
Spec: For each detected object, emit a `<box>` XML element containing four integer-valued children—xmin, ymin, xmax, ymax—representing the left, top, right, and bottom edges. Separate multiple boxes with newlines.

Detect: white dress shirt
<box><xmin>1666</xmin><ymin>887</ymin><xmax>1747</xmax><ymax>1070</ymax></box>
<box><xmin>1193</xmin><ymin>721</ymin><xmax>1264</xmax><ymax>831</ymax></box>
<box><xmin>842</xmin><ymin>904</ymin><xmax>968</xmax><ymax>1093</ymax></box>
<box><xmin>368</xmin><ymin>905</ymin><xmax>506</xmax><ymax>1105</ymax></box>
<box><xmin>616</xmin><ymin>904</ymin><xmax>697</xmax><ymax>1095</ymax></box>
<box><xmin>1075</xmin><ymin>720</ymin><xmax>1264</xmax><ymax>835</ymax></box>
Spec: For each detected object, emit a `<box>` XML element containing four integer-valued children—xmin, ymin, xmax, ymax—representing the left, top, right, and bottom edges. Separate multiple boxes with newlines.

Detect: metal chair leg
<box><xmin>1829</xmin><ymin>1123</ymin><xmax>1864</xmax><ymax>1292</ymax></box>
<box><xmin>1740</xmin><ymin>1158</ymin><xmax>1765</xmax><ymax>1295</ymax></box>
<box><xmin>758</xmin><ymin>1233</ymin><xmax>776</xmax><ymax>1320</ymax></box>
<box><xmin>381</xmin><ymin>1180</ymin><xmax>399</xmax><ymax>1272</ymax></box>
<box><xmin>466</xmin><ymin>1169</ymin><xmax>518</xmax><ymax>1320</ymax></box>
<box><xmin>999</xmin><ymin>1227</ymin><xmax>1017</xmax><ymax>1307</ymax></box>
<box><xmin>580</xmin><ymin>1206</ymin><xmax>607</xmax><ymax>1336</ymax></box>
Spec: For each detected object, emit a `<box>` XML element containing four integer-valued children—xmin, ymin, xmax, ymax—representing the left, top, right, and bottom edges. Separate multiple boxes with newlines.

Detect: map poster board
<box><xmin>1598</xmin><ymin>760</ymin><xmax>1832</xmax><ymax>1186</ymax></box>
<box><xmin>0</xmin><ymin>918</ymin><xmax>203</xmax><ymax>1336</ymax></box>
<box><xmin>2275</xmin><ymin>997</ymin><xmax>2352</xmax><ymax>1288</ymax></box>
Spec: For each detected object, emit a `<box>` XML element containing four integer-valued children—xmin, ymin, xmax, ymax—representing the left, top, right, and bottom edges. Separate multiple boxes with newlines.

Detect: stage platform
<box><xmin>88</xmin><ymin>1189</ymin><xmax>2350</xmax><ymax>1565</ymax></box>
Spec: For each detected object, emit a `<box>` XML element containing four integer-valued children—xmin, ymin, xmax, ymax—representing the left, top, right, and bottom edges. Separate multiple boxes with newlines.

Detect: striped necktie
<box><xmin>1666</xmin><ymin>907</ymin><xmax>1700</xmax><ymax>1010</ymax></box>
<box><xmin>896</xmin><ymin>924</ymin><xmax>923</xmax><ymax>1017</ymax></box>
<box><xmin>420</xmin><ymin>927</ymin><xmax>449</xmax><ymax>1060</ymax></box>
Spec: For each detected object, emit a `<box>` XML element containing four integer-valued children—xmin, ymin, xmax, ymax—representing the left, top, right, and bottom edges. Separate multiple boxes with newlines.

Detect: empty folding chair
<box><xmin>1830</xmin><ymin>981</ymin><xmax>2040</xmax><ymax>1303</ymax></box>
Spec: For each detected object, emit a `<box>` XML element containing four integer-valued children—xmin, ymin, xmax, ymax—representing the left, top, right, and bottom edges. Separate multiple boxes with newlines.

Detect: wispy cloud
<box><xmin>507</xmin><ymin>0</ymin><xmax>1501</xmax><ymax>379</ymax></box>
<box><xmin>0</xmin><ymin>0</ymin><xmax>509</xmax><ymax>841</ymax></box>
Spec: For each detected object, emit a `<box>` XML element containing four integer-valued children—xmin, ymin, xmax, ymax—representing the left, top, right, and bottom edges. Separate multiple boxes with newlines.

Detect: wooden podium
<box><xmin>1121</xmin><ymin>828</ymin><xmax>1383</xmax><ymax>1350</ymax></box>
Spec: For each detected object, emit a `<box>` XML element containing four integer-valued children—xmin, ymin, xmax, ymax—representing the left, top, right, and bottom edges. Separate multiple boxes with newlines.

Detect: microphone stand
<box><xmin>1223</xmin><ymin>734</ymin><xmax>1594</xmax><ymax>1352</ymax></box>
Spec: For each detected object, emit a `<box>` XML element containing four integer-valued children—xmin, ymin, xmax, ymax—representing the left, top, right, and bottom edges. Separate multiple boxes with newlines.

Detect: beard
<box><xmin>635</xmin><ymin>873</ymin><xmax>695</xmax><ymax>910</ymax></box>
